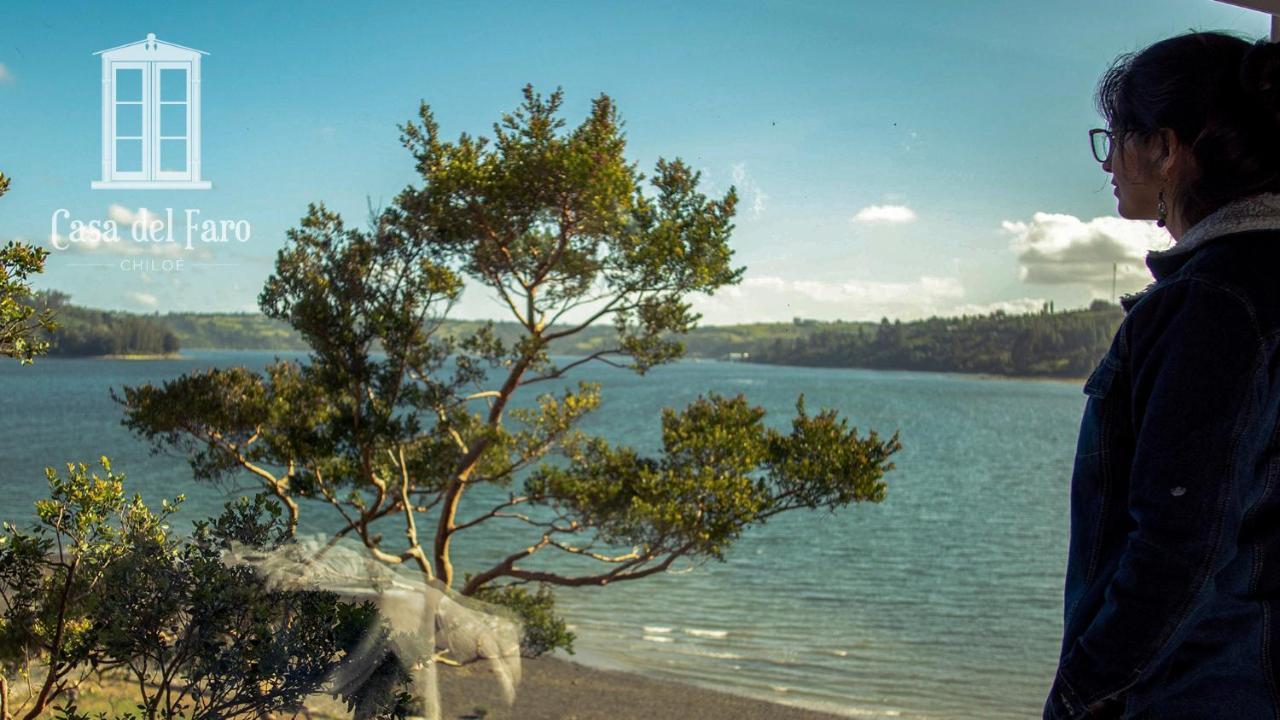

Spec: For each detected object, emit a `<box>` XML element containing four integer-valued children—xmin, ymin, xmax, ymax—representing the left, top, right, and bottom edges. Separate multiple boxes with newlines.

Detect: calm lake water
<box><xmin>0</xmin><ymin>351</ymin><xmax>1084</xmax><ymax>719</ymax></box>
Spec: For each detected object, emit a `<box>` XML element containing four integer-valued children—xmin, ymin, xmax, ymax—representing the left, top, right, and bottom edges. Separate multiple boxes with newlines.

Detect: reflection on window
<box><xmin>112</xmin><ymin>68</ymin><xmax>144</xmax><ymax>176</ymax></box>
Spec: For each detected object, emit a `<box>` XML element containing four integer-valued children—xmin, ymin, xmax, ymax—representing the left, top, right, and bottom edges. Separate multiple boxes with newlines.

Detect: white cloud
<box><xmin>1002</xmin><ymin>212</ymin><xmax>1171</xmax><ymax>295</ymax></box>
<box><xmin>853</xmin><ymin>204</ymin><xmax>917</xmax><ymax>224</ymax></box>
<box><xmin>0</xmin><ymin>64</ymin><xmax>12</xmax><ymax>85</ymax></box>
<box><xmin>108</xmin><ymin>204</ymin><xmax>165</xmax><ymax>230</ymax></box>
<box><xmin>127</xmin><ymin>291</ymin><xmax>158</xmax><ymax>307</ymax></box>
<box><xmin>731</xmin><ymin>162</ymin><xmax>768</xmax><ymax>219</ymax></box>
<box><xmin>692</xmin><ymin>273</ymin><xmax>968</xmax><ymax>324</ymax></box>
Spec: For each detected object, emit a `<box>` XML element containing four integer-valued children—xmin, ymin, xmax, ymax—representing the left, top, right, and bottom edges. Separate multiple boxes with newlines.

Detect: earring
<box><xmin>1157</xmin><ymin>190</ymin><xmax>1168</xmax><ymax>228</ymax></box>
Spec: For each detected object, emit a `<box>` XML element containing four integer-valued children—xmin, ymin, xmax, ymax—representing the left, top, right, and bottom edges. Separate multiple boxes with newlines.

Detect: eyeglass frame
<box><xmin>1089</xmin><ymin>128</ymin><xmax>1115</xmax><ymax>164</ymax></box>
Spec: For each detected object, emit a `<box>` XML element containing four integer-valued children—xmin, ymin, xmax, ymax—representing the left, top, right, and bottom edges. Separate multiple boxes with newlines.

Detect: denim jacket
<box><xmin>1046</xmin><ymin>194</ymin><xmax>1280</xmax><ymax>720</ymax></box>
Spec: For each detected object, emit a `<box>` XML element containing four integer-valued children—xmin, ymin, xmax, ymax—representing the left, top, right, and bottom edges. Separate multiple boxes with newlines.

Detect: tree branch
<box><xmin>500</xmin><ymin>542</ymin><xmax>693</xmax><ymax>587</ymax></box>
<box><xmin>459</xmin><ymin>534</ymin><xmax>552</xmax><ymax>596</ymax></box>
<box><xmin>450</xmin><ymin>496</ymin><xmax>531</xmax><ymax>533</ymax></box>
<box><xmin>547</xmin><ymin>538</ymin><xmax>641</xmax><ymax>563</ymax></box>
<box><xmin>206</xmin><ymin>427</ymin><xmax>300</xmax><ymax>535</ymax></box>
<box><xmin>519</xmin><ymin>349</ymin><xmax>628</xmax><ymax>387</ymax></box>
<box><xmin>21</xmin><ymin>557</ymin><xmax>78</xmax><ymax>720</ymax></box>
<box><xmin>462</xmin><ymin>539</ymin><xmax>696</xmax><ymax>595</ymax></box>
<box><xmin>433</xmin><ymin>343</ymin><xmax>540</xmax><ymax>586</ymax></box>
<box><xmin>393</xmin><ymin>445</ymin><xmax>434</xmax><ymax>580</ymax></box>
<box><xmin>541</xmin><ymin>295</ymin><xmax>634</xmax><ymax>342</ymax></box>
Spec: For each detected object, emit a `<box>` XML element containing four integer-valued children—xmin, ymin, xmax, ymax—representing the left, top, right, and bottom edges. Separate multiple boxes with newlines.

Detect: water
<box><xmin>0</xmin><ymin>351</ymin><xmax>1084</xmax><ymax>719</ymax></box>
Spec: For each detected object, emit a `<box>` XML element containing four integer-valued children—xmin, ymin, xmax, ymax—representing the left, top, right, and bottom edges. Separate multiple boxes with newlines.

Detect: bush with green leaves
<box><xmin>0</xmin><ymin>171</ymin><xmax>57</xmax><ymax>364</ymax></box>
<box><xmin>116</xmin><ymin>85</ymin><xmax>901</xmax><ymax>656</ymax></box>
<box><xmin>0</xmin><ymin>460</ymin><xmax>411</xmax><ymax>720</ymax></box>
<box><xmin>470</xmin><ymin>584</ymin><xmax>573</xmax><ymax>658</ymax></box>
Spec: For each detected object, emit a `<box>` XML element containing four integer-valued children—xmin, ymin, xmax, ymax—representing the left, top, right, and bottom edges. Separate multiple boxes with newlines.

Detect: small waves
<box><xmin>687</xmin><ymin>648</ymin><xmax>742</xmax><ymax>660</ymax></box>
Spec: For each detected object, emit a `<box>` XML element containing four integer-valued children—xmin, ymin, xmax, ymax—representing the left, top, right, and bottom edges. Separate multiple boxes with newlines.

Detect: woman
<box><xmin>1047</xmin><ymin>32</ymin><xmax>1280</xmax><ymax>719</ymax></box>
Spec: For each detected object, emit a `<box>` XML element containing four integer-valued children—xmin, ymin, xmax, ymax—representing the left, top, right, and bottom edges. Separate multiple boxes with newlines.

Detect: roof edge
<box><xmin>93</xmin><ymin>36</ymin><xmax>209</xmax><ymax>56</ymax></box>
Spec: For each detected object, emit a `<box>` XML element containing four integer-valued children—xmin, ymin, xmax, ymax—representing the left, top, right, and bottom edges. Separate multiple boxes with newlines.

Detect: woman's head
<box><xmin>1095</xmin><ymin>32</ymin><xmax>1280</xmax><ymax>234</ymax></box>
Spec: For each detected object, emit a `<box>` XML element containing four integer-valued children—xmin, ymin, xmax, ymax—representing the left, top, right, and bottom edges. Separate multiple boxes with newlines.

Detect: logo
<box><xmin>90</xmin><ymin>33</ymin><xmax>211</xmax><ymax>189</ymax></box>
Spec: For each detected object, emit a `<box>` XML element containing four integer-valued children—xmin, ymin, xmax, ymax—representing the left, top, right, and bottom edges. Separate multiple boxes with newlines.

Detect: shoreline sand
<box><xmin>40</xmin><ymin>657</ymin><xmax>854</xmax><ymax>720</ymax></box>
<box><xmin>430</xmin><ymin>655</ymin><xmax>850</xmax><ymax>720</ymax></box>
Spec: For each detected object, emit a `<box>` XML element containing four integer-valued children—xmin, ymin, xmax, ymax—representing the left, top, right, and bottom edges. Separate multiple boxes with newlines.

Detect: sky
<box><xmin>0</xmin><ymin>1</ymin><xmax>1273</xmax><ymax>325</ymax></box>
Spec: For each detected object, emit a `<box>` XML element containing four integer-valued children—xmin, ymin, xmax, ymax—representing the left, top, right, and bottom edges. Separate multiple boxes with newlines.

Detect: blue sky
<box><xmin>0</xmin><ymin>1</ymin><xmax>1272</xmax><ymax>323</ymax></box>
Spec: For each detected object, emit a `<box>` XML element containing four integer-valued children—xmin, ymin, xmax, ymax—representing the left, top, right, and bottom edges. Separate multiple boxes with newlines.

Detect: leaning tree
<box><xmin>117</xmin><ymin>86</ymin><xmax>900</xmax><ymax>653</ymax></box>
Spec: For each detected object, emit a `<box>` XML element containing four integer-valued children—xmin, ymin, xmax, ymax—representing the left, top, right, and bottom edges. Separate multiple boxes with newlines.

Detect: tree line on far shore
<box><xmin>19</xmin><ymin>293</ymin><xmax>1125</xmax><ymax>377</ymax></box>
<box><xmin>160</xmin><ymin>312</ymin><xmax>873</xmax><ymax>356</ymax></box>
<box><xmin>31</xmin><ymin>291</ymin><xmax>180</xmax><ymax>357</ymax></box>
<box><xmin>750</xmin><ymin>301</ymin><xmax>1124</xmax><ymax>377</ymax></box>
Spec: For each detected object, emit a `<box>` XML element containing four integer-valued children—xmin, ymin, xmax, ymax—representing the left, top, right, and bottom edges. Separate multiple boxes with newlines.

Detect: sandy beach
<box><xmin>22</xmin><ymin>657</ymin><xmax>851</xmax><ymax>720</ymax></box>
<box><xmin>430</xmin><ymin>655</ymin><xmax>848</xmax><ymax>720</ymax></box>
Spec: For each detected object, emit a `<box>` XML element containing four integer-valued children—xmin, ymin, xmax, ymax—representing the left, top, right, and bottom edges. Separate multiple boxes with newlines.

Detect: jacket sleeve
<box><xmin>1045</xmin><ymin>278</ymin><xmax>1262</xmax><ymax>719</ymax></box>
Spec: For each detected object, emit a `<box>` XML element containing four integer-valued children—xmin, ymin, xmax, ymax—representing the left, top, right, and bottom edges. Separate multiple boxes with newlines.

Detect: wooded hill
<box><xmin>34</xmin><ymin>292</ymin><xmax>180</xmax><ymax>357</ymax></box>
<box><xmin>162</xmin><ymin>311</ymin><xmax>870</xmax><ymax>357</ymax></box>
<box><xmin>28</xmin><ymin>298</ymin><xmax>1122</xmax><ymax>376</ymax></box>
<box><xmin>161</xmin><ymin>303</ymin><xmax>1121</xmax><ymax>378</ymax></box>
<box><xmin>751</xmin><ymin>301</ymin><xmax>1122</xmax><ymax>377</ymax></box>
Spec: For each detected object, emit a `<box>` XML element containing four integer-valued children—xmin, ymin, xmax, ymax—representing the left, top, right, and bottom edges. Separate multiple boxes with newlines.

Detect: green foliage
<box><xmin>471</xmin><ymin>584</ymin><xmax>575</xmax><ymax>657</ymax></box>
<box><xmin>0</xmin><ymin>458</ymin><xmax>157</xmax><ymax>720</ymax></box>
<box><xmin>117</xmin><ymin>85</ymin><xmax>901</xmax><ymax>660</ymax></box>
<box><xmin>393</xmin><ymin>84</ymin><xmax>741</xmax><ymax>374</ymax></box>
<box><xmin>148</xmin><ymin>304</ymin><xmax>1119</xmax><ymax>378</ymax></box>
<box><xmin>0</xmin><ymin>462</ymin><xmax>406</xmax><ymax>720</ymax></box>
<box><xmin>29</xmin><ymin>292</ymin><xmax>179</xmax><ymax>358</ymax></box>
<box><xmin>161</xmin><ymin>312</ymin><xmax>310</xmax><ymax>351</ymax></box>
<box><xmin>153</xmin><ymin>311</ymin><xmax>875</xmax><ymax>360</ymax></box>
<box><xmin>0</xmin><ymin>170</ymin><xmax>58</xmax><ymax>364</ymax></box>
<box><xmin>753</xmin><ymin>304</ymin><xmax>1124</xmax><ymax>377</ymax></box>
<box><xmin>526</xmin><ymin>394</ymin><xmax>898</xmax><ymax>563</ymax></box>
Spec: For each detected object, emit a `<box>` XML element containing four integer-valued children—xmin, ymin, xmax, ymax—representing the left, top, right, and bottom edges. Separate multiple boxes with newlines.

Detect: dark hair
<box><xmin>1097</xmin><ymin>32</ymin><xmax>1280</xmax><ymax>228</ymax></box>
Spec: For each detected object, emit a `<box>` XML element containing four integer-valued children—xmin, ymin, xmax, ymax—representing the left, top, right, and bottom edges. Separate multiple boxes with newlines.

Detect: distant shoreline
<box><xmin>63</xmin><ymin>348</ymin><xmax>1094</xmax><ymax>382</ymax></box>
<box><xmin>739</xmin><ymin>359</ymin><xmax>1090</xmax><ymax>384</ymax></box>
<box><xmin>972</xmin><ymin>371</ymin><xmax>1087</xmax><ymax>384</ymax></box>
<box><xmin>67</xmin><ymin>352</ymin><xmax>183</xmax><ymax>360</ymax></box>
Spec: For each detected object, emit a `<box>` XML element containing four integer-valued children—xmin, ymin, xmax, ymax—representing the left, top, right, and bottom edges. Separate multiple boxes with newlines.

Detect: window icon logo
<box><xmin>91</xmin><ymin>33</ymin><xmax>211</xmax><ymax>190</ymax></box>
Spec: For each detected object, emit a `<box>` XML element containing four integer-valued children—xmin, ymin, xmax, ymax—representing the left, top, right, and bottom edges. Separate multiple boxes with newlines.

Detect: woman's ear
<box><xmin>1154</xmin><ymin>128</ymin><xmax>1184</xmax><ymax>182</ymax></box>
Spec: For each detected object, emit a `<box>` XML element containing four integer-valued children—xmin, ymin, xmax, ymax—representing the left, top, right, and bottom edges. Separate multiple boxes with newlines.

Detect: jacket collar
<box><xmin>1120</xmin><ymin>192</ymin><xmax>1280</xmax><ymax>311</ymax></box>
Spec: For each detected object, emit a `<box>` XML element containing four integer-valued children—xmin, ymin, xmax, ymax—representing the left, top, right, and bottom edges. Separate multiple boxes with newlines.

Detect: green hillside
<box><xmin>160</xmin><ymin>306</ymin><xmax>1120</xmax><ymax>378</ymax></box>
<box><xmin>34</xmin><ymin>292</ymin><xmax>180</xmax><ymax>357</ymax></box>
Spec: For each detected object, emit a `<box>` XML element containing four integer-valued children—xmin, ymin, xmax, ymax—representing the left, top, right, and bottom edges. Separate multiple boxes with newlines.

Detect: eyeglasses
<box><xmin>1089</xmin><ymin>128</ymin><xmax>1114</xmax><ymax>164</ymax></box>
